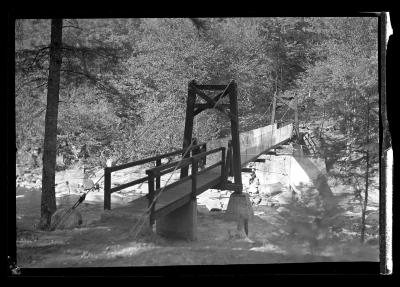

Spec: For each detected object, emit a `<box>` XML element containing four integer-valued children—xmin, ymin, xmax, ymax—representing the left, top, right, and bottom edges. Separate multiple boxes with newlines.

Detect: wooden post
<box><xmin>191</xmin><ymin>158</ymin><xmax>198</xmax><ymax>199</ymax></box>
<box><xmin>104</xmin><ymin>167</ymin><xmax>111</xmax><ymax>210</ymax></box>
<box><xmin>201</xmin><ymin>143</ymin><xmax>207</xmax><ymax>169</ymax></box>
<box><xmin>229</xmin><ymin>81</ymin><xmax>242</xmax><ymax>191</ymax></box>
<box><xmin>181</xmin><ymin>80</ymin><xmax>196</xmax><ymax>178</ymax></box>
<box><xmin>147</xmin><ymin>171</ymin><xmax>156</xmax><ymax>227</ymax></box>
<box><xmin>155</xmin><ymin>159</ymin><xmax>161</xmax><ymax>190</ymax></box>
<box><xmin>227</xmin><ymin>140</ymin><xmax>233</xmax><ymax>177</ymax></box>
<box><xmin>220</xmin><ymin>147</ymin><xmax>226</xmax><ymax>188</ymax></box>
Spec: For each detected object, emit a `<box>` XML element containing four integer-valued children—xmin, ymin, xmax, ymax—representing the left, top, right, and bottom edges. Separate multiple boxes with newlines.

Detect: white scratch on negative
<box><xmin>384</xmin><ymin>147</ymin><xmax>393</xmax><ymax>274</ymax></box>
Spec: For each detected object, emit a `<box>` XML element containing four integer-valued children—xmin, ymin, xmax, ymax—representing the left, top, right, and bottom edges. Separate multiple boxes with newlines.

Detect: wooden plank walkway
<box><xmin>123</xmin><ymin>166</ymin><xmax>221</xmax><ymax>220</ymax></box>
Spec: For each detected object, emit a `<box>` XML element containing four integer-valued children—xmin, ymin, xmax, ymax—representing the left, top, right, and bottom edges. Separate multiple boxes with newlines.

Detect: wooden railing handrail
<box><xmin>146</xmin><ymin>157</ymin><xmax>192</xmax><ymax>176</ymax></box>
<box><xmin>191</xmin><ymin>147</ymin><xmax>225</xmax><ymax>161</ymax></box>
<box><xmin>107</xmin><ymin>142</ymin><xmax>207</xmax><ymax>173</ymax></box>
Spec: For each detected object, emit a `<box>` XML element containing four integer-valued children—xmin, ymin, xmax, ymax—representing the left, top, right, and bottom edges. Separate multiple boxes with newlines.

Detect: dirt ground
<box><xmin>15</xmin><ymin>146</ymin><xmax>379</xmax><ymax>268</ymax></box>
<box><xmin>16</xmin><ymin>185</ymin><xmax>379</xmax><ymax>268</ymax></box>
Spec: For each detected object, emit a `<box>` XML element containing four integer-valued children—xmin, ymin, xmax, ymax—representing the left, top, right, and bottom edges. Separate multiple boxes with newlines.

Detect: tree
<box><xmin>280</xmin><ymin>17</ymin><xmax>379</xmax><ymax>242</ymax></box>
<box><xmin>39</xmin><ymin>19</ymin><xmax>63</xmax><ymax>230</ymax></box>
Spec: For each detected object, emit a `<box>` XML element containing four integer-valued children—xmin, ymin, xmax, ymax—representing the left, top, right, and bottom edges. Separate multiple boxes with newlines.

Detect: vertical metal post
<box><xmin>155</xmin><ymin>159</ymin><xmax>161</xmax><ymax>190</ymax></box>
<box><xmin>104</xmin><ymin>167</ymin><xmax>111</xmax><ymax>210</ymax></box>
<box><xmin>229</xmin><ymin>81</ymin><xmax>242</xmax><ymax>192</ymax></box>
<box><xmin>181</xmin><ymin>80</ymin><xmax>196</xmax><ymax>178</ymax></box>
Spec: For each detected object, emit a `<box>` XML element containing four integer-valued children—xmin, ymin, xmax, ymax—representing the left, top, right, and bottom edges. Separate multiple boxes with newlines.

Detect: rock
<box><xmin>203</xmin><ymin>198</ymin><xmax>223</xmax><ymax>211</ymax></box>
<box><xmin>366</xmin><ymin>237</ymin><xmax>379</xmax><ymax>246</ymax></box>
<box><xmin>273</xmin><ymin>191</ymin><xmax>294</xmax><ymax>205</ymax></box>
<box><xmin>248</xmin><ymin>185</ymin><xmax>258</xmax><ymax>194</ymax></box>
<box><xmin>277</xmin><ymin>206</ymin><xmax>290</xmax><ymax>215</ymax></box>
<box><xmin>83</xmin><ymin>178</ymin><xmax>94</xmax><ymax>190</ymax></box>
<box><xmin>227</xmin><ymin>228</ymin><xmax>247</xmax><ymax>240</ymax></box>
<box><xmin>366</xmin><ymin>212</ymin><xmax>379</xmax><ymax>225</ymax></box>
<box><xmin>251</xmin><ymin>196</ymin><xmax>262</xmax><ymax>206</ymax></box>
<box><xmin>197</xmin><ymin>205</ymin><xmax>209</xmax><ymax>214</ymax></box>
<box><xmin>51</xmin><ymin>208</ymin><xmax>83</xmax><ymax>230</ymax></box>
<box><xmin>260</xmin><ymin>182</ymin><xmax>284</xmax><ymax>196</ymax></box>
<box><xmin>36</xmin><ymin>179</ymin><xmax>41</xmax><ymax>185</ymax></box>
<box><xmin>210</xmin><ymin>208</ymin><xmax>222</xmax><ymax>212</ymax></box>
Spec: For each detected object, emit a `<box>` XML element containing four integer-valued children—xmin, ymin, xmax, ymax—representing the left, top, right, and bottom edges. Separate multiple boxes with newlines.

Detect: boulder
<box><xmin>202</xmin><ymin>198</ymin><xmax>224</xmax><ymax>211</ymax></box>
<box><xmin>197</xmin><ymin>205</ymin><xmax>209</xmax><ymax>214</ymax></box>
<box><xmin>366</xmin><ymin>212</ymin><xmax>379</xmax><ymax>225</ymax></box>
<box><xmin>259</xmin><ymin>182</ymin><xmax>284</xmax><ymax>196</ymax></box>
<box><xmin>273</xmin><ymin>190</ymin><xmax>294</xmax><ymax>205</ymax></box>
<box><xmin>51</xmin><ymin>208</ymin><xmax>83</xmax><ymax>230</ymax></box>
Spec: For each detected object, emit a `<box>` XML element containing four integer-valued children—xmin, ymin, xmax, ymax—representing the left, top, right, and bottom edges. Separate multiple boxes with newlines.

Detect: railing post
<box><xmin>201</xmin><ymin>143</ymin><xmax>207</xmax><ymax>169</ymax></box>
<box><xmin>155</xmin><ymin>159</ymin><xmax>161</xmax><ymax>190</ymax></box>
<box><xmin>221</xmin><ymin>147</ymin><xmax>226</xmax><ymax>187</ymax></box>
<box><xmin>227</xmin><ymin>140</ymin><xmax>233</xmax><ymax>177</ymax></box>
<box><xmin>104</xmin><ymin>167</ymin><xmax>111</xmax><ymax>210</ymax></box>
<box><xmin>191</xmin><ymin>158</ymin><xmax>198</xmax><ymax>199</ymax></box>
<box><xmin>146</xmin><ymin>171</ymin><xmax>156</xmax><ymax>227</ymax></box>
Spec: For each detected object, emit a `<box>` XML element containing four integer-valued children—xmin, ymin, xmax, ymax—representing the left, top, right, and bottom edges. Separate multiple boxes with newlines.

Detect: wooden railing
<box><xmin>145</xmin><ymin>147</ymin><xmax>225</xmax><ymax>225</ymax></box>
<box><xmin>302</xmin><ymin>132</ymin><xmax>319</xmax><ymax>156</ymax></box>
<box><xmin>104</xmin><ymin>142</ymin><xmax>206</xmax><ymax>210</ymax></box>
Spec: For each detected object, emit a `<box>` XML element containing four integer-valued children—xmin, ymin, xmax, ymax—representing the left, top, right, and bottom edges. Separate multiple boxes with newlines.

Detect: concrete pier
<box><xmin>156</xmin><ymin>199</ymin><xmax>198</xmax><ymax>240</ymax></box>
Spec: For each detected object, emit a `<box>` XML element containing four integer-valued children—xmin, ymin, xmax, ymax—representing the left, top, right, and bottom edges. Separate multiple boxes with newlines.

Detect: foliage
<box><xmin>15</xmin><ymin>17</ymin><xmax>378</xmax><ymax>180</ymax></box>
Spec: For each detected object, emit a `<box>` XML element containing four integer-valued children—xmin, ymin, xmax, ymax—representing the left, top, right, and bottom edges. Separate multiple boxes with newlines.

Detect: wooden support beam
<box><xmin>194</xmin><ymin>103</ymin><xmax>230</xmax><ymax>109</ymax></box>
<box><xmin>194</xmin><ymin>103</ymin><xmax>230</xmax><ymax>116</ymax></box>
<box><xmin>229</xmin><ymin>81</ymin><xmax>242</xmax><ymax>191</ymax></box>
<box><xmin>254</xmin><ymin>158</ymin><xmax>266</xmax><ymax>163</ymax></box>
<box><xmin>194</xmin><ymin>84</ymin><xmax>227</xmax><ymax>90</ymax></box>
<box><xmin>104</xmin><ymin>167</ymin><xmax>111</xmax><ymax>210</ymax></box>
<box><xmin>156</xmin><ymin>159</ymin><xmax>161</xmax><ymax>190</ymax></box>
<box><xmin>147</xmin><ymin>173</ymin><xmax>156</xmax><ymax>227</ymax></box>
<box><xmin>192</xmin><ymin>84</ymin><xmax>235</xmax><ymax>121</ymax></box>
<box><xmin>226</xmin><ymin>140</ymin><xmax>233</xmax><ymax>177</ymax></box>
<box><xmin>241</xmin><ymin>167</ymin><xmax>253</xmax><ymax>173</ymax></box>
<box><xmin>181</xmin><ymin>80</ymin><xmax>196</xmax><ymax>178</ymax></box>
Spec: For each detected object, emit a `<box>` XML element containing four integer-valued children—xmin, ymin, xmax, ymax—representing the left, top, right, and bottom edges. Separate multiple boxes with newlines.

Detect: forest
<box><xmin>14</xmin><ymin>17</ymin><xmax>380</xmax><ymax>268</ymax></box>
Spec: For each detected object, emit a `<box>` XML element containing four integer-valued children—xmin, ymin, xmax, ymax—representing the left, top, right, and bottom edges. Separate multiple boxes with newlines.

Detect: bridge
<box><xmin>103</xmin><ymin>80</ymin><xmax>297</xmax><ymax>240</ymax></box>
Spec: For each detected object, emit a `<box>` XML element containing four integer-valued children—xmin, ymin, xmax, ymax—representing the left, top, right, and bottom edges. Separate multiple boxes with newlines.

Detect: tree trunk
<box><xmin>360</xmin><ymin>93</ymin><xmax>370</xmax><ymax>243</ymax></box>
<box><xmin>360</xmin><ymin>149</ymin><xmax>370</xmax><ymax>243</ymax></box>
<box><xmin>39</xmin><ymin>19</ymin><xmax>63</xmax><ymax>230</ymax></box>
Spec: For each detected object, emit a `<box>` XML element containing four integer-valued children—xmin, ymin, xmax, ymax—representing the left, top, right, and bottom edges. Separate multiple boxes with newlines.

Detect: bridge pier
<box><xmin>155</xmin><ymin>198</ymin><xmax>197</xmax><ymax>241</ymax></box>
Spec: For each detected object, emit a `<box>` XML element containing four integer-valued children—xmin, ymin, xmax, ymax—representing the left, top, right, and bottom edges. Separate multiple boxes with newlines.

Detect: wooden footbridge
<box><xmin>103</xmin><ymin>80</ymin><xmax>297</xmax><ymax>240</ymax></box>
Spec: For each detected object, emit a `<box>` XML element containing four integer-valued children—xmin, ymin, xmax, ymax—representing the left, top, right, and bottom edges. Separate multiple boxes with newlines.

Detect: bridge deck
<box><xmin>124</xmin><ymin>166</ymin><xmax>221</xmax><ymax>220</ymax></box>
